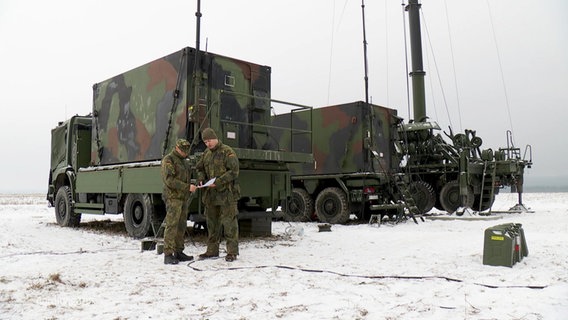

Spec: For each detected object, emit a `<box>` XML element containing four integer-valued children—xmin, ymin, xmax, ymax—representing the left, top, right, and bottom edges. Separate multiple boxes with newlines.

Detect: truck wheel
<box><xmin>315</xmin><ymin>187</ymin><xmax>350</xmax><ymax>224</ymax></box>
<box><xmin>439</xmin><ymin>180</ymin><xmax>474</xmax><ymax>214</ymax></box>
<box><xmin>282</xmin><ymin>188</ymin><xmax>313</xmax><ymax>222</ymax></box>
<box><xmin>123</xmin><ymin>193</ymin><xmax>153</xmax><ymax>238</ymax></box>
<box><xmin>54</xmin><ymin>186</ymin><xmax>81</xmax><ymax>227</ymax></box>
<box><xmin>408</xmin><ymin>181</ymin><xmax>436</xmax><ymax>214</ymax></box>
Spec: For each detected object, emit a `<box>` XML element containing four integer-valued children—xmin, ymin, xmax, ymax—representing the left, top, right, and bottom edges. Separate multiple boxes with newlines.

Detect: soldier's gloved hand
<box><xmin>189</xmin><ymin>184</ymin><xmax>197</xmax><ymax>193</ymax></box>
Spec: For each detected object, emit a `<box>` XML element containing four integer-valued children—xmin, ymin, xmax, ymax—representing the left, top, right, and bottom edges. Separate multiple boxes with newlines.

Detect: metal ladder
<box><xmin>395</xmin><ymin>175</ymin><xmax>423</xmax><ymax>224</ymax></box>
<box><xmin>479</xmin><ymin>161</ymin><xmax>497</xmax><ymax>214</ymax></box>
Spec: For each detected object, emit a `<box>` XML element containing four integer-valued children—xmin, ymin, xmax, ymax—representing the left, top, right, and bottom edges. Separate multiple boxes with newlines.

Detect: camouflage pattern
<box><xmin>203</xmin><ymin>205</ymin><xmax>239</xmax><ymax>256</ymax></box>
<box><xmin>161</xmin><ymin>148</ymin><xmax>192</xmax><ymax>200</ymax></box>
<box><xmin>90</xmin><ymin>46</ymin><xmax>310</xmax><ymax>165</ymax></box>
<box><xmin>196</xmin><ymin>140</ymin><xmax>240</xmax><ymax>256</ymax></box>
<box><xmin>271</xmin><ymin>101</ymin><xmax>404</xmax><ymax>223</ymax></box>
<box><xmin>196</xmin><ymin>141</ymin><xmax>240</xmax><ymax>206</ymax></box>
<box><xmin>163</xmin><ymin>198</ymin><xmax>190</xmax><ymax>256</ymax></box>
<box><xmin>175</xmin><ymin>138</ymin><xmax>191</xmax><ymax>154</ymax></box>
<box><xmin>161</xmin><ymin>147</ymin><xmax>192</xmax><ymax>255</ymax></box>
<box><xmin>272</xmin><ymin>101</ymin><xmax>400</xmax><ymax>176</ymax></box>
<box><xmin>48</xmin><ymin>46</ymin><xmax>313</xmax><ymax>239</ymax></box>
<box><xmin>92</xmin><ymin>49</ymin><xmax>186</xmax><ymax>165</ymax></box>
<box><xmin>86</xmin><ymin>45</ymin><xmax>311</xmax><ymax>215</ymax></box>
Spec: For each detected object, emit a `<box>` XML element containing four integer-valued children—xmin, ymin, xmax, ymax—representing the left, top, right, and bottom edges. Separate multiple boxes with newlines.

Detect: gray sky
<box><xmin>1</xmin><ymin>0</ymin><xmax>566</xmax><ymax>193</ymax></box>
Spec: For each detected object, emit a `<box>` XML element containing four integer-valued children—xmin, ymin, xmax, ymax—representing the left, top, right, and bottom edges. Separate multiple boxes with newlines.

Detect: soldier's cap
<box><xmin>176</xmin><ymin>139</ymin><xmax>191</xmax><ymax>153</ymax></box>
<box><xmin>201</xmin><ymin>128</ymin><xmax>218</xmax><ymax>140</ymax></box>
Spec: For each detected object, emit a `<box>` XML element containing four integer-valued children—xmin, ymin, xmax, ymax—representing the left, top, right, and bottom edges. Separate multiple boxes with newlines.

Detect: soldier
<box><xmin>161</xmin><ymin>139</ymin><xmax>197</xmax><ymax>265</ymax></box>
<box><xmin>196</xmin><ymin>128</ymin><xmax>240</xmax><ymax>262</ymax></box>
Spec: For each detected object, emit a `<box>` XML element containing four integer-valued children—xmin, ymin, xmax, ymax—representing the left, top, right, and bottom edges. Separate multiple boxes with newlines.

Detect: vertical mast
<box><xmin>361</xmin><ymin>0</ymin><xmax>370</xmax><ymax>106</ymax></box>
<box><xmin>191</xmin><ymin>0</ymin><xmax>203</xmax><ymax>140</ymax></box>
<box><xmin>195</xmin><ymin>0</ymin><xmax>202</xmax><ymax>53</ymax></box>
<box><xmin>406</xmin><ymin>0</ymin><xmax>427</xmax><ymax>122</ymax></box>
<box><xmin>193</xmin><ymin>0</ymin><xmax>202</xmax><ymax>103</ymax></box>
<box><xmin>361</xmin><ymin>0</ymin><xmax>373</xmax><ymax>168</ymax></box>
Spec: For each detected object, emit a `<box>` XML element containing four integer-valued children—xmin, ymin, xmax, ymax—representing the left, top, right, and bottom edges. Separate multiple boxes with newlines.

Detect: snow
<box><xmin>1</xmin><ymin>193</ymin><xmax>567</xmax><ymax>319</ymax></box>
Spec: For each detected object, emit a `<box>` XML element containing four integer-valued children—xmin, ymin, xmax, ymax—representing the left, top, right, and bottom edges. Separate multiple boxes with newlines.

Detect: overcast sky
<box><xmin>0</xmin><ymin>0</ymin><xmax>566</xmax><ymax>193</ymax></box>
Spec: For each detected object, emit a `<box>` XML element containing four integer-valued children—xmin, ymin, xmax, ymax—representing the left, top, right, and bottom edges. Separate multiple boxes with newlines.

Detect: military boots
<box><xmin>164</xmin><ymin>254</ymin><xmax>179</xmax><ymax>265</ymax></box>
<box><xmin>198</xmin><ymin>252</ymin><xmax>219</xmax><ymax>260</ymax></box>
<box><xmin>175</xmin><ymin>251</ymin><xmax>194</xmax><ymax>262</ymax></box>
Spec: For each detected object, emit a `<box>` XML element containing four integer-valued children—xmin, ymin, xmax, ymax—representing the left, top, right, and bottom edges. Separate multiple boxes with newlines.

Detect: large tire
<box><xmin>408</xmin><ymin>181</ymin><xmax>436</xmax><ymax>214</ymax></box>
<box><xmin>123</xmin><ymin>193</ymin><xmax>154</xmax><ymax>238</ymax></box>
<box><xmin>315</xmin><ymin>187</ymin><xmax>350</xmax><ymax>224</ymax></box>
<box><xmin>54</xmin><ymin>186</ymin><xmax>81</xmax><ymax>227</ymax></box>
<box><xmin>439</xmin><ymin>180</ymin><xmax>474</xmax><ymax>214</ymax></box>
<box><xmin>282</xmin><ymin>188</ymin><xmax>313</xmax><ymax>222</ymax></box>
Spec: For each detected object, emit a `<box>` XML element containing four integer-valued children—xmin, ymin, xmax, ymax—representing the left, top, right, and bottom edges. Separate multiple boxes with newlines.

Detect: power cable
<box><xmin>326</xmin><ymin>0</ymin><xmax>337</xmax><ymax>105</ymax></box>
<box><xmin>401</xmin><ymin>1</ymin><xmax>412</xmax><ymax>119</ymax></box>
<box><xmin>443</xmin><ymin>0</ymin><xmax>463</xmax><ymax>131</ymax></box>
<box><xmin>420</xmin><ymin>10</ymin><xmax>454</xmax><ymax>129</ymax></box>
<box><xmin>486</xmin><ymin>0</ymin><xmax>516</xmax><ymax>139</ymax></box>
<box><xmin>186</xmin><ymin>261</ymin><xmax>547</xmax><ymax>290</ymax></box>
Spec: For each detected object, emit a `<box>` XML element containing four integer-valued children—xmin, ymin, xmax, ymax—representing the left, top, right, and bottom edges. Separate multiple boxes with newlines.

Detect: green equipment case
<box><xmin>483</xmin><ymin>223</ymin><xmax>528</xmax><ymax>267</ymax></box>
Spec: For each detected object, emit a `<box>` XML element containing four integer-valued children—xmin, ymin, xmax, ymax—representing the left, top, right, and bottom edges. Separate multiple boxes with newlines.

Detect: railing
<box><xmin>216</xmin><ymin>90</ymin><xmax>313</xmax><ymax>155</ymax></box>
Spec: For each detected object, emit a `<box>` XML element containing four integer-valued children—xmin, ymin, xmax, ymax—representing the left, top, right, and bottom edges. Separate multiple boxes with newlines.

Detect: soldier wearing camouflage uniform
<box><xmin>161</xmin><ymin>139</ymin><xmax>197</xmax><ymax>265</ymax></box>
<box><xmin>196</xmin><ymin>128</ymin><xmax>240</xmax><ymax>262</ymax></box>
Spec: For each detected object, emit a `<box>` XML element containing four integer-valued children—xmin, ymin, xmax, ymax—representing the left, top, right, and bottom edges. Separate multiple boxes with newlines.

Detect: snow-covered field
<box><xmin>0</xmin><ymin>192</ymin><xmax>567</xmax><ymax>320</ymax></box>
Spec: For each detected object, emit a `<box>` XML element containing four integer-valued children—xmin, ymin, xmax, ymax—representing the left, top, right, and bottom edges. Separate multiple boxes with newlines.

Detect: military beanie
<box><xmin>202</xmin><ymin>128</ymin><xmax>218</xmax><ymax>140</ymax></box>
<box><xmin>176</xmin><ymin>139</ymin><xmax>191</xmax><ymax>153</ymax></box>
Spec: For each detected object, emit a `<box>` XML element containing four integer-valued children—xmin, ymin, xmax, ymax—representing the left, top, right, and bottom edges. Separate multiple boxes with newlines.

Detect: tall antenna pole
<box><xmin>193</xmin><ymin>0</ymin><xmax>202</xmax><ymax>121</ymax></box>
<box><xmin>195</xmin><ymin>0</ymin><xmax>202</xmax><ymax>54</ymax></box>
<box><xmin>361</xmin><ymin>0</ymin><xmax>370</xmax><ymax>105</ymax></box>
<box><xmin>406</xmin><ymin>0</ymin><xmax>427</xmax><ymax>122</ymax></box>
<box><xmin>187</xmin><ymin>0</ymin><xmax>203</xmax><ymax>147</ymax></box>
<box><xmin>361</xmin><ymin>0</ymin><xmax>373</xmax><ymax>170</ymax></box>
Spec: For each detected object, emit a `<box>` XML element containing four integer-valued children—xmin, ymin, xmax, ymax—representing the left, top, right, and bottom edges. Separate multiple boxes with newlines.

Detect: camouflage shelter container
<box><xmin>91</xmin><ymin>47</ymin><xmax>309</xmax><ymax>165</ymax></box>
<box><xmin>272</xmin><ymin>101</ymin><xmax>404</xmax><ymax>224</ymax></box>
<box><xmin>273</xmin><ymin>101</ymin><xmax>400</xmax><ymax>176</ymax></box>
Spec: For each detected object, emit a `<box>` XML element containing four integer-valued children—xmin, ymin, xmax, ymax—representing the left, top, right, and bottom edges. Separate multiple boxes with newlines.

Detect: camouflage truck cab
<box><xmin>272</xmin><ymin>101</ymin><xmax>404</xmax><ymax>224</ymax></box>
<box><xmin>48</xmin><ymin>47</ymin><xmax>312</xmax><ymax>238</ymax></box>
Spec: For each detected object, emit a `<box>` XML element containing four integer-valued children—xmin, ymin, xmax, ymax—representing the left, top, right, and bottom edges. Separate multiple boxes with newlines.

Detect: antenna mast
<box><xmin>187</xmin><ymin>0</ymin><xmax>203</xmax><ymax>147</ymax></box>
<box><xmin>361</xmin><ymin>0</ymin><xmax>370</xmax><ymax>105</ymax></box>
<box><xmin>406</xmin><ymin>0</ymin><xmax>427</xmax><ymax>122</ymax></box>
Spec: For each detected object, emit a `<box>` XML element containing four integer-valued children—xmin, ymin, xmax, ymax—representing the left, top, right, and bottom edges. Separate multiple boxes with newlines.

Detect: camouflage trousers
<box><xmin>163</xmin><ymin>198</ymin><xmax>189</xmax><ymax>256</ymax></box>
<box><xmin>204</xmin><ymin>204</ymin><xmax>239</xmax><ymax>255</ymax></box>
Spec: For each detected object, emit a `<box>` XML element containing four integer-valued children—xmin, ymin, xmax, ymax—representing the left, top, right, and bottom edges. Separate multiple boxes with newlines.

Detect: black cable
<box><xmin>186</xmin><ymin>261</ymin><xmax>547</xmax><ymax>290</ymax></box>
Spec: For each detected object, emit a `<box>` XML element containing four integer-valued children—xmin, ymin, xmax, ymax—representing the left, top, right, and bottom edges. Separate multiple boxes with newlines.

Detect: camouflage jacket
<box><xmin>161</xmin><ymin>149</ymin><xmax>191</xmax><ymax>200</ymax></box>
<box><xmin>196</xmin><ymin>141</ymin><xmax>240</xmax><ymax>206</ymax></box>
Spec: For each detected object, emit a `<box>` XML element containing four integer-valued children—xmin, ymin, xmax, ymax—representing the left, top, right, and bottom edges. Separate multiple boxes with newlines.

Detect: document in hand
<box><xmin>198</xmin><ymin>177</ymin><xmax>216</xmax><ymax>188</ymax></box>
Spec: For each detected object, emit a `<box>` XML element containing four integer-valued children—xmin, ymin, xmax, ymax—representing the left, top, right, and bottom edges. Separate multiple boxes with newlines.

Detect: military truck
<box><xmin>398</xmin><ymin>0</ymin><xmax>532</xmax><ymax>215</ymax></box>
<box><xmin>47</xmin><ymin>47</ymin><xmax>312</xmax><ymax>238</ymax></box>
<box><xmin>272</xmin><ymin>101</ymin><xmax>412</xmax><ymax>224</ymax></box>
<box><xmin>398</xmin><ymin>121</ymin><xmax>531</xmax><ymax>214</ymax></box>
<box><xmin>275</xmin><ymin>0</ymin><xmax>532</xmax><ymax>224</ymax></box>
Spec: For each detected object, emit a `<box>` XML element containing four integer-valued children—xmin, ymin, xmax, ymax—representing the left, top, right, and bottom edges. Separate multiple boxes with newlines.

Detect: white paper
<box><xmin>198</xmin><ymin>177</ymin><xmax>216</xmax><ymax>188</ymax></box>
